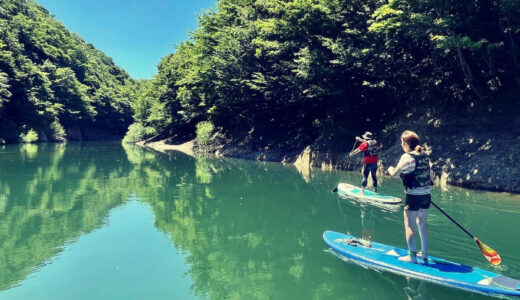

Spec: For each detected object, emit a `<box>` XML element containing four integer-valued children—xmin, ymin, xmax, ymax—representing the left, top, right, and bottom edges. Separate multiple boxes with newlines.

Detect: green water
<box><xmin>0</xmin><ymin>142</ymin><xmax>519</xmax><ymax>300</ymax></box>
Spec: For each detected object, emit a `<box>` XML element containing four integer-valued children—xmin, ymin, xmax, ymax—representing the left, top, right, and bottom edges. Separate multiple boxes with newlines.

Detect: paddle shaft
<box><xmin>432</xmin><ymin>200</ymin><xmax>501</xmax><ymax>266</ymax></box>
<box><xmin>332</xmin><ymin>140</ymin><xmax>359</xmax><ymax>193</ymax></box>
<box><xmin>348</xmin><ymin>140</ymin><xmax>359</xmax><ymax>159</ymax></box>
<box><xmin>431</xmin><ymin>201</ymin><xmax>475</xmax><ymax>239</ymax></box>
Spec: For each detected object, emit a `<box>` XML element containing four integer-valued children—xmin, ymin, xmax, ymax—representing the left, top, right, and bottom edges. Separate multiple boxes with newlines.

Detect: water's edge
<box><xmin>141</xmin><ymin>139</ymin><xmax>520</xmax><ymax>194</ymax></box>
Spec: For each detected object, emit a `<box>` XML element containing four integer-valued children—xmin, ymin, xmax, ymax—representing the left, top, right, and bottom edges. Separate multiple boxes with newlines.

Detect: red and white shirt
<box><xmin>358</xmin><ymin>142</ymin><xmax>378</xmax><ymax>164</ymax></box>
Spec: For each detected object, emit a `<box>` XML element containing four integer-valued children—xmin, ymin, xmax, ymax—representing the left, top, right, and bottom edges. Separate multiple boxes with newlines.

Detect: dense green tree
<box><xmin>123</xmin><ymin>0</ymin><xmax>519</xmax><ymax>150</ymax></box>
<box><xmin>369</xmin><ymin>0</ymin><xmax>520</xmax><ymax>101</ymax></box>
<box><xmin>0</xmin><ymin>0</ymin><xmax>137</xmax><ymax>143</ymax></box>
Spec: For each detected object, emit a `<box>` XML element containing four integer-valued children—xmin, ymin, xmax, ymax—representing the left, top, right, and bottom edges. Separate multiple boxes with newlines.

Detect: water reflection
<box><xmin>0</xmin><ymin>143</ymin><xmax>518</xmax><ymax>300</ymax></box>
<box><xmin>124</xmin><ymin>151</ymin><xmax>338</xmax><ymax>299</ymax></box>
<box><xmin>0</xmin><ymin>143</ymin><xmax>130</xmax><ymax>291</ymax></box>
<box><xmin>403</xmin><ymin>279</ymin><xmax>427</xmax><ymax>300</ymax></box>
<box><xmin>19</xmin><ymin>143</ymin><xmax>39</xmax><ymax>159</ymax></box>
<box><xmin>127</xmin><ymin>150</ymin><xmax>418</xmax><ymax>299</ymax></box>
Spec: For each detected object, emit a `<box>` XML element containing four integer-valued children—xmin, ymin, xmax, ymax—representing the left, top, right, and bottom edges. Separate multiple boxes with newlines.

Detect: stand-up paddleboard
<box><xmin>336</xmin><ymin>183</ymin><xmax>401</xmax><ymax>205</ymax></box>
<box><xmin>323</xmin><ymin>231</ymin><xmax>520</xmax><ymax>297</ymax></box>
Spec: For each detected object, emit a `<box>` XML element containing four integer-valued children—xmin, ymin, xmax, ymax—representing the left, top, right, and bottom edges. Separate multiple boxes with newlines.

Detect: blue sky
<box><xmin>36</xmin><ymin>0</ymin><xmax>217</xmax><ymax>79</ymax></box>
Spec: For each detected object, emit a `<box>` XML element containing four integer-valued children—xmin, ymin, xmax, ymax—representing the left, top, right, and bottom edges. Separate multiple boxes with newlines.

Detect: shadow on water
<box><xmin>0</xmin><ymin>143</ymin><xmax>518</xmax><ymax>299</ymax></box>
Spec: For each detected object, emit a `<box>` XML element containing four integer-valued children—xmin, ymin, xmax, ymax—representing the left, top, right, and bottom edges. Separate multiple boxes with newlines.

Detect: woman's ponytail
<box><xmin>401</xmin><ymin>130</ymin><xmax>423</xmax><ymax>152</ymax></box>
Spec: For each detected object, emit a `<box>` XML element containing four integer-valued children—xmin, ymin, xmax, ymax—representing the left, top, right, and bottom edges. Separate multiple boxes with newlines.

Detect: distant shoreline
<box><xmin>137</xmin><ymin>139</ymin><xmax>195</xmax><ymax>156</ymax></box>
<box><xmin>140</xmin><ymin>139</ymin><xmax>520</xmax><ymax>195</ymax></box>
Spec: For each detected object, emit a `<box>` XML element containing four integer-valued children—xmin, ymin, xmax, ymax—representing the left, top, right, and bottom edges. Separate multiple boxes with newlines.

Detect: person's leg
<box><xmin>361</xmin><ymin>165</ymin><xmax>370</xmax><ymax>194</ymax></box>
<box><xmin>416</xmin><ymin>194</ymin><xmax>431</xmax><ymax>261</ymax></box>
<box><xmin>370</xmin><ymin>164</ymin><xmax>378</xmax><ymax>192</ymax></box>
<box><xmin>399</xmin><ymin>208</ymin><xmax>418</xmax><ymax>263</ymax></box>
<box><xmin>416</xmin><ymin>208</ymin><xmax>429</xmax><ymax>259</ymax></box>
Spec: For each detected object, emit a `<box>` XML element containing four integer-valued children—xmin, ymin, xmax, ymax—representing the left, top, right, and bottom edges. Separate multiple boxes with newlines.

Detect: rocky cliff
<box><xmin>207</xmin><ymin>101</ymin><xmax>520</xmax><ymax>194</ymax></box>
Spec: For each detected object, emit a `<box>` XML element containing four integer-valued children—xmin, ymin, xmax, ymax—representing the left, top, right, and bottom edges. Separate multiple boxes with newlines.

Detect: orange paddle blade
<box><xmin>475</xmin><ymin>238</ymin><xmax>501</xmax><ymax>266</ymax></box>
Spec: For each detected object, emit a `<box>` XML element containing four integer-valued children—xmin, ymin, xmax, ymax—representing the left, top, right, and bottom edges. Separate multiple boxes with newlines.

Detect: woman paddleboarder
<box><xmin>388</xmin><ymin>130</ymin><xmax>434</xmax><ymax>263</ymax></box>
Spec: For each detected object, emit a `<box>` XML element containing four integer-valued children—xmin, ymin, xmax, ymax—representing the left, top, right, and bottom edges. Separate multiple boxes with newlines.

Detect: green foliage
<box><xmin>50</xmin><ymin>120</ymin><xmax>66</xmax><ymax>141</ymax></box>
<box><xmin>126</xmin><ymin>0</ymin><xmax>520</xmax><ymax>150</ymax></box>
<box><xmin>19</xmin><ymin>128</ymin><xmax>38</xmax><ymax>143</ymax></box>
<box><xmin>0</xmin><ymin>71</ymin><xmax>11</xmax><ymax>107</ymax></box>
<box><xmin>196</xmin><ymin>121</ymin><xmax>214</xmax><ymax>151</ymax></box>
<box><xmin>0</xmin><ymin>0</ymin><xmax>137</xmax><ymax>143</ymax></box>
<box><xmin>122</xmin><ymin>122</ymin><xmax>156</xmax><ymax>144</ymax></box>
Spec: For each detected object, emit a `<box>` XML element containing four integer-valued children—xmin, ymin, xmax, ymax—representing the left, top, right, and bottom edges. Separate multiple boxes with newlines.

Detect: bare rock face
<box><xmin>38</xmin><ymin>132</ymin><xmax>49</xmax><ymax>142</ymax></box>
<box><xmin>171</xmin><ymin>102</ymin><xmax>519</xmax><ymax>194</ymax></box>
<box><xmin>376</xmin><ymin>107</ymin><xmax>520</xmax><ymax>193</ymax></box>
<box><xmin>63</xmin><ymin>126</ymin><xmax>122</xmax><ymax>142</ymax></box>
<box><xmin>215</xmin><ymin>131</ymin><xmax>519</xmax><ymax>193</ymax></box>
<box><xmin>214</xmin><ymin>109</ymin><xmax>519</xmax><ymax>193</ymax></box>
<box><xmin>65</xmin><ymin>127</ymin><xmax>83</xmax><ymax>141</ymax></box>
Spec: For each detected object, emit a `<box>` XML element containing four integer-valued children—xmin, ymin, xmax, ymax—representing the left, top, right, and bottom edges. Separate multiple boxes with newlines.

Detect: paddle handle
<box><xmin>431</xmin><ymin>201</ymin><xmax>475</xmax><ymax>239</ymax></box>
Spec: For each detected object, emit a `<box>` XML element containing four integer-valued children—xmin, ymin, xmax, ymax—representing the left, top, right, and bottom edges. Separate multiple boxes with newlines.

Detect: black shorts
<box><xmin>404</xmin><ymin>194</ymin><xmax>431</xmax><ymax>211</ymax></box>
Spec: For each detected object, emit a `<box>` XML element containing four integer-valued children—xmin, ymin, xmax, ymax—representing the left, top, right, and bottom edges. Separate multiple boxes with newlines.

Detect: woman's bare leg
<box><xmin>399</xmin><ymin>209</ymin><xmax>418</xmax><ymax>262</ymax></box>
<box><xmin>416</xmin><ymin>208</ymin><xmax>429</xmax><ymax>259</ymax></box>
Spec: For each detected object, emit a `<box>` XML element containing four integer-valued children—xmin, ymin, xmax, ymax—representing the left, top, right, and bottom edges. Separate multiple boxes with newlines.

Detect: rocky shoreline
<box><xmin>137</xmin><ymin>139</ymin><xmax>195</xmax><ymax>156</ymax></box>
<box><xmin>142</xmin><ymin>104</ymin><xmax>520</xmax><ymax>194</ymax></box>
<box><xmin>143</xmin><ymin>138</ymin><xmax>519</xmax><ymax>194</ymax></box>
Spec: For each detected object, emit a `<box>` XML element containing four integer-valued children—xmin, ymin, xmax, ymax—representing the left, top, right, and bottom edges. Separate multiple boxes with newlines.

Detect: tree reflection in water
<box><xmin>1</xmin><ymin>143</ymin><xmax>507</xmax><ymax>300</ymax></box>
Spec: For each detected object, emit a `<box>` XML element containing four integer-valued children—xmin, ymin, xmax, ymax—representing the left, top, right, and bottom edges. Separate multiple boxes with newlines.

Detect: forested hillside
<box><xmin>0</xmin><ymin>0</ymin><xmax>136</xmax><ymax>143</ymax></box>
<box><xmin>2</xmin><ymin>0</ymin><xmax>518</xmax><ymax>190</ymax></box>
<box><xmin>130</xmin><ymin>0</ymin><xmax>520</xmax><ymax>153</ymax></box>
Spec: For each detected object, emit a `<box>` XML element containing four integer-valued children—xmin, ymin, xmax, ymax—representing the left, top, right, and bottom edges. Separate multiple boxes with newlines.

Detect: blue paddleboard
<box><xmin>323</xmin><ymin>231</ymin><xmax>520</xmax><ymax>297</ymax></box>
<box><xmin>336</xmin><ymin>183</ymin><xmax>401</xmax><ymax>205</ymax></box>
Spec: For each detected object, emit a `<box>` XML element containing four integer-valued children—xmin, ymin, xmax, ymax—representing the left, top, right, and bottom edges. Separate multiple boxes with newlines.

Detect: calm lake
<box><xmin>0</xmin><ymin>142</ymin><xmax>519</xmax><ymax>299</ymax></box>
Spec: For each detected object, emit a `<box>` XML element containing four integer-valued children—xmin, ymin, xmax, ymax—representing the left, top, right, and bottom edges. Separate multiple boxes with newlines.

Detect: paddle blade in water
<box><xmin>475</xmin><ymin>238</ymin><xmax>501</xmax><ymax>266</ymax></box>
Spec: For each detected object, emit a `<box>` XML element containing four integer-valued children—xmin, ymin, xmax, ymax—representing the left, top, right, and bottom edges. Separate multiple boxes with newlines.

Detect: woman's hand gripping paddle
<box><xmin>431</xmin><ymin>201</ymin><xmax>501</xmax><ymax>266</ymax></box>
